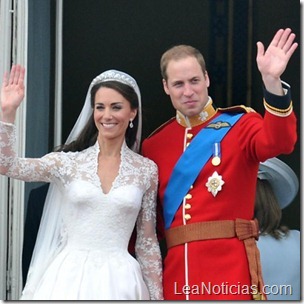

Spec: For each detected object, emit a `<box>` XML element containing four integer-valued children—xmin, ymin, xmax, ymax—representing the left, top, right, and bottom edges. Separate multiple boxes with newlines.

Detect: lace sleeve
<box><xmin>135</xmin><ymin>160</ymin><xmax>163</xmax><ymax>300</ymax></box>
<box><xmin>0</xmin><ymin>121</ymin><xmax>66</xmax><ymax>183</ymax></box>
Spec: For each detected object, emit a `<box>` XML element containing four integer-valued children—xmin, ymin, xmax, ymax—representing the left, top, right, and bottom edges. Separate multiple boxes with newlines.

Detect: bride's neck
<box><xmin>97</xmin><ymin>138</ymin><xmax>124</xmax><ymax>157</ymax></box>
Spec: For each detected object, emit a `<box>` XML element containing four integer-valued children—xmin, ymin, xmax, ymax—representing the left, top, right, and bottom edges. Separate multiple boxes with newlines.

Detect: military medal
<box><xmin>206</xmin><ymin>171</ymin><xmax>225</xmax><ymax>197</ymax></box>
<box><xmin>212</xmin><ymin>156</ymin><xmax>221</xmax><ymax>166</ymax></box>
<box><xmin>211</xmin><ymin>142</ymin><xmax>221</xmax><ymax>166</ymax></box>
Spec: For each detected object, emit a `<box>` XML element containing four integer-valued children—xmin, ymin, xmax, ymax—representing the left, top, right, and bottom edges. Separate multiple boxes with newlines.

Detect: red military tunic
<box><xmin>141</xmin><ymin>86</ymin><xmax>297</xmax><ymax>300</ymax></box>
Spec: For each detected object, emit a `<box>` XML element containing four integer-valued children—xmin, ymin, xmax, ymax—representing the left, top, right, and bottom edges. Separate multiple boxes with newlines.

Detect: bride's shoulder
<box><xmin>129</xmin><ymin>150</ymin><xmax>158</xmax><ymax>171</ymax></box>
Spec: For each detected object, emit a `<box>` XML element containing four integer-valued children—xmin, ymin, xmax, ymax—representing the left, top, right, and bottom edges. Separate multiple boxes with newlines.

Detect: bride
<box><xmin>0</xmin><ymin>65</ymin><xmax>163</xmax><ymax>300</ymax></box>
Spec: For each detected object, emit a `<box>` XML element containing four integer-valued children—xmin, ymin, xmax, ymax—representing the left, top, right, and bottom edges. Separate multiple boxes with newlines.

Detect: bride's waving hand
<box><xmin>1</xmin><ymin>64</ymin><xmax>25</xmax><ymax>123</ymax></box>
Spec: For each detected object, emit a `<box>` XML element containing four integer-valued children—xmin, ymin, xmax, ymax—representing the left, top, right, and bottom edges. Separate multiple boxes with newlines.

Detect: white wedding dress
<box><xmin>0</xmin><ymin>121</ymin><xmax>163</xmax><ymax>300</ymax></box>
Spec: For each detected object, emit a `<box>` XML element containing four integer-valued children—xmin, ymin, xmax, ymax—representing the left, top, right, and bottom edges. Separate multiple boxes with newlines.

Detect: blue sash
<box><xmin>163</xmin><ymin>112</ymin><xmax>244</xmax><ymax>229</ymax></box>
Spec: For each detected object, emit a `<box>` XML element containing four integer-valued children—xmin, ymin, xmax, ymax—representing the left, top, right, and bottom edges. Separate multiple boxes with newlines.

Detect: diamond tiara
<box><xmin>92</xmin><ymin>70</ymin><xmax>137</xmax><ymax>89</ymax></box>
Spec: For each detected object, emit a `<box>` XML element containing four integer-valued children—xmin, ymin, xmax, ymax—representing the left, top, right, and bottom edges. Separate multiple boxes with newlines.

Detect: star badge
<box><xmin>206</xmin><ymin>171</ymin><xmax>225</xmax><ymax>197</ymax></box>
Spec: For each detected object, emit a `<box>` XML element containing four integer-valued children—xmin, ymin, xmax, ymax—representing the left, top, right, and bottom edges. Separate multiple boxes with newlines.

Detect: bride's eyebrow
<box><xmin>95</xmin><ymin>101</ymin><xmax>124</xmax><ymax>105</ymax></box>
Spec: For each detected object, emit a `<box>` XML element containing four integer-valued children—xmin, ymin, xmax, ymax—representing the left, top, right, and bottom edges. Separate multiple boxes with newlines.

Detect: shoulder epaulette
<box><xmin>217</xmin><ymin>105</ymin><xmax>256</xmax><ymax>114</ymax></box>
<box><xmin>146</xmin><ymin>117</ymin><xmax>176</xmax><ymax>138</ymax></box>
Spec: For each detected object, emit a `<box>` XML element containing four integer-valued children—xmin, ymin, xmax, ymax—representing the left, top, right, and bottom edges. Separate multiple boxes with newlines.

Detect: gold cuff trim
<box><xmin>263</xmin><ymin>100</ymin><xmax>293</xmax><ymax>114</ymax></box>
<box><xmin>264</xmin><ymin>104</ymin><xmax>293</xmax><ymax>117</ymax></box>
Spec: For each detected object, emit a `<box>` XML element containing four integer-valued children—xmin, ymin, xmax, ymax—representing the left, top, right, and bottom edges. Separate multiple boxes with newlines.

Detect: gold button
<box><xmin>186</xmin><ymin>142</ymin><xmax>191</xmax><ymax>147</ymax></box>
<box><xmin>185</xmin><ymin>193</ymin><xmax>192</xmax><ymax>200</ymax></box>
<box><xmin>187</xmin><ymin>133</ymin><xmax>193</xmax><ymax>139</ymax></box>
<box><xmin>190</xmin><ymin>185</ymin><xmax>193</xmax><ymax>189</ymax></box>
<box><xmin>185</xmin><ymin>203</ymin><xmax>191</xmax><ymax>209</ymax></box>
<box><xmin>185</xmin><ymin>214</ymin><xmax>191</xmax><ymax>220</ymax></box>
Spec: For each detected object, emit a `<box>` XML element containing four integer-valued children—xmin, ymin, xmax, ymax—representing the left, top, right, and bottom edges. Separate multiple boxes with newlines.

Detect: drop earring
<box><xmin>129</xmin><ymin>120</ymin><xmax>134</xmax><ymax>128</ymax></box>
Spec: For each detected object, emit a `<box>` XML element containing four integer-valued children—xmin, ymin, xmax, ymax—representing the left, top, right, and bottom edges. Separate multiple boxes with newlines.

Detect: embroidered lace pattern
<box><xmin>0</xmin><ymin>121</ymin><xmax>163</xmax><ymax>300</ymax></box>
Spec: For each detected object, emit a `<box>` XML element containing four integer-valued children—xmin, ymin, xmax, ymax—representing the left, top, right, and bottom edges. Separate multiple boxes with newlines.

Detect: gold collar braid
<box><xmin>176</xmin><ymin>98</ymin><xmax>217</xmax><ymax>128</ymax></box>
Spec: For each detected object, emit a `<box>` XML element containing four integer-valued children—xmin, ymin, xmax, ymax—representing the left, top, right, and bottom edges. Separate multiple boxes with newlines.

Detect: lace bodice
<box><xmin>0</xmin><ymin>121</ymin><xmax>163</xmax><ymax>300</ymax></box>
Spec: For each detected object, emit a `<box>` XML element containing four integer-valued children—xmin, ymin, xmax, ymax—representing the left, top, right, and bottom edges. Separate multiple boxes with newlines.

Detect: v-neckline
<box><xmin>95</xmin><ymin>141</ymin><xmax>125</xmax><ymax>195</ymax></box>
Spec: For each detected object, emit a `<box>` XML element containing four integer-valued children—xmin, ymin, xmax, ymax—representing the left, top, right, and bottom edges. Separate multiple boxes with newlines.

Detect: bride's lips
<box><xmin>101</xmin><ymin>123</ymin><xmax>117</xmax><ymax>129</ymax></box>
